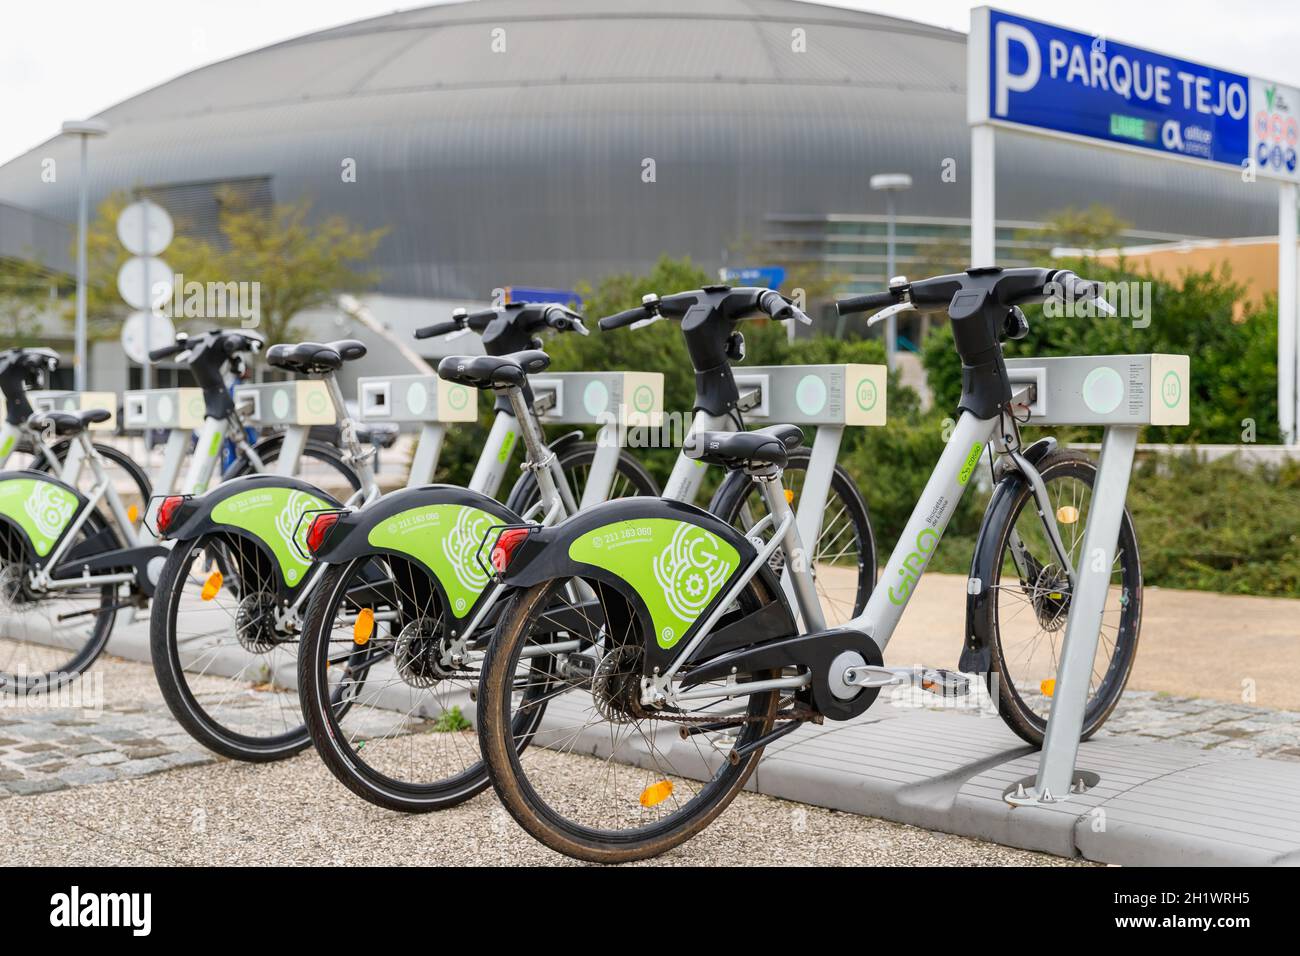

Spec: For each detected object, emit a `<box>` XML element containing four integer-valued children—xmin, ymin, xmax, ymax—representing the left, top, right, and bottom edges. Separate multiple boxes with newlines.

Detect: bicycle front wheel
<box><xmin>972</xmin><ymin>450</ymin><xmax>1142</xmax><ymax>746</ymax></box>
<box><xmin>711</xmin><ymin>450</ymin><xmax>875</xmax><ymax>627</ymax></box>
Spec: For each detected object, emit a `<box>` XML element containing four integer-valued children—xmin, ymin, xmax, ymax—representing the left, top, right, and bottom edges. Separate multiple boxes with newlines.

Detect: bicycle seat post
<box><xmin>503</xmin><ymin>382</ymin><xmax>566</xmax><ymax>520</ymax></box>
<box><xmin>321</xmin><ymin>369</ymin><xmax>377</xmax><ymax>500</ymax></box>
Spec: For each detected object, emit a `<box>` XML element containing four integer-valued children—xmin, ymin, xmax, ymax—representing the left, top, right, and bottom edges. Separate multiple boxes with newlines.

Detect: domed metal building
<box><xmin>0</xmin><ymin>0</ymin><xmax>1275</xmax><ymax>384</ymax></box>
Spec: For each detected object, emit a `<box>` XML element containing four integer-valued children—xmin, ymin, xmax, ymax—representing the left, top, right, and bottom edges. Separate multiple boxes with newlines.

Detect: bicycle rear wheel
<box><xmin>150</xmin><ymin>530</ymin><xmax>311</xmax><ymax>760</ymax></box>
<box><xmin>479</xmin><ymin>573</ymin><xmax>781</xmax><ymax>863</ymax></box>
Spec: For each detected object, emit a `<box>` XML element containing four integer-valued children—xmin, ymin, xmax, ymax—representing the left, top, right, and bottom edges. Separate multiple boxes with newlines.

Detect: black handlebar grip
<box><xmin>415</xmin><ymin>320</ymin><xmax>463</xmax><ymax>340</ymax></box>
<box><xmin>836</xmin><ymin>292</ymin><xmax>896</xmax><ymax>316</ymax></box>
<box><xmin>597</xmin><ymin>306</ymin><xmax>650</xmax><ymax>332</ymax></box>
<box><xmin>148</xmin><ymin>342</ymin><xmax>186</xmax><ymax>361</ymax></box>
<box><xmin>1051</xmin><ymin>270</ymin><xmax>1100</xmax><ymax>299</ymax></box>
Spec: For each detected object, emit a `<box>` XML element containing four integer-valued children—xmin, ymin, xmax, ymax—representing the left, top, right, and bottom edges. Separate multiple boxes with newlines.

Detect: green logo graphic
<box><xmin>211</xmin><ymin>487</ymin><xmax>332</xmax><ymax>587</ymax></box>
<box><xmin>632</xmin><ymin>385</ymin><xmax>654</xmax><ymax>413</ymax></box>
<box><xmin>306</xmin><ymin>389</ymin><xmax>328</xmax><ymax>415</ymax></box>
<box><xmin>272</xmin><ymin>389</ymin><xmax>291</xmax><ymax>420</ymax></box>
<box><xmin>887</xmin><ymin>527</ymin><xmax>940</xmax><ymax>606</ymax></box>
<box><xmin>367</xmin><ymin>503</ymin><xmax>498</xmax><ymax>617</ymax></box>
<box><xmin>188</xmin><ymin>395</ymin><xmax>205</xmax><ymax>421</ymax></box>
<box><xmin>447</xmin><ymin>385</ymin><xmax>469</xmax><ymax>410</ymax></box>
<box><xmin>855</xmin><ymin>378</ymin><xmax>877</xmax><ymax>412</ymax></box>
<box><xmin>0</xmin><ymin>477</ymin><xmax>79</xmax><ymax>556</ymax></box>
<box><xmin>569</xmin><ymin>518</ymin><xmax>738</xmax><ymax>649</ymax></box>
<box><xmin>958</xmin><ymin>442</ymin><xmax>984</xmax><ymax>486</ymax></box>
<box><xmin>497</xmin><ymin>430</ymin><xmax>516</xmax><ymax>463</ymax></box>
<box><xmin>1161</xmin><ymin>370</ymin><xmax>1182</xmax><ymax>408</ymax></box>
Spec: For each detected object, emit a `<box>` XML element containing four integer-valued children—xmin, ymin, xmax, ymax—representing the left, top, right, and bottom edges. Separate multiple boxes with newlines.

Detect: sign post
<box><xmin>116</xmin><ymin>199</ymin><xmax>175</xmax><ymax>392</ymax></box>
<box><xmin>969</xmin><ymin>6</ymin><xmax>1300</xmax><ymax>443</ymax></box>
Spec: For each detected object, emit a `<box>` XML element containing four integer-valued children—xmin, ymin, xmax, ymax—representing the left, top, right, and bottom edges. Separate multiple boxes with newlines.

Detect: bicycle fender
<box><xmin>961</xmin><ymin>470</ymin><xmax>1027</xmax><ymax>675</ymax></box>
<box><xmin>161</xmin><ymin>474</ymin><xmax>342</xmax><ymax>594</ymax></box>
<box><xmin>0</xmin><ymin>470</ymin><xmax>90</xmax><ymax>568</ymax></box>
<box><xmin>500</xmin><ymin>497</ymin><xmax>796</xmax><ymax>676</ymax></box>
<box><xmin>311</xmin><ymin>484</ymin><xmax>520</xmax><ymax>624</ymax></box>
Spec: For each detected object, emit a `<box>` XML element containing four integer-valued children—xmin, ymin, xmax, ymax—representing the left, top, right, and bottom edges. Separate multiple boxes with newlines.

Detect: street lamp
<box><xmin>61</xmin><ymin>119</ymin><xmax>109</xmax><ymax>392</ymax></box>
<box><xmin>870</xmin><ymin>172</ymin><xmax>912</xmax><ymax>371</ymax></box>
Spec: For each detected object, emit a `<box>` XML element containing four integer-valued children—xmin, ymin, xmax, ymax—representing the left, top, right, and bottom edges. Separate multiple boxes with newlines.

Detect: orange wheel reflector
<box><xmin>354</xmin><ymin>608</ymin><xmax>375</xmax><ymax>645</ymax></box>
<box><xmin>784</xmin><ymin>489</ymin><xmax>795</xmax><ymax>505</ymax></box>
<box><xmin>1055</xmin><ymin>505</ymin><xmax>1079</xmax><ymax>525</ymax></box>
<box><xmin>200</xmin><ymin>571</ymin><xmax>223</xmax><ymax>601</ymax></box>
<box><xmin>640</xmin><ymin>780</ymin><xmax>673</xmax><ymax>808</ymax></box>
<box><xmin>1040</xmin><ymin>678</ymin><xmax>1056</xmax><ymax>698</ymax></box>
<box><xmin>127</xmin><ymin>504</ymin><xmax>139</xmax><ymax>523</ymax></box>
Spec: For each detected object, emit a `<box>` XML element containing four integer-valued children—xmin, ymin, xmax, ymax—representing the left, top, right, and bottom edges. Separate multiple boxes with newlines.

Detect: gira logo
<box><xmin>958</xmin><ymin>442</ymin><xmax>983</xmax><ymax>486</ymax></box>
<box><xmin>887</xmin><ymin>527</ymin><xmax>940</xmax><ymax>605</ymax></box>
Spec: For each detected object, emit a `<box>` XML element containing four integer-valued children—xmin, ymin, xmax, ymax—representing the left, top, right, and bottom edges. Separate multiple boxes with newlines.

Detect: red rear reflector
<box><xmin>490</xmin><ymin>528</ymin><xmax>530</xmax><ymax>573</ymax></box>
<box><xmin>306</xmin><ymin>512</ymin><xmax>342</xmax><ymax>554</ymax></box>
<box><xmin>156</xmin><ymin>496</ymin><xmax>186</xmax><ymax>534</ymax></box>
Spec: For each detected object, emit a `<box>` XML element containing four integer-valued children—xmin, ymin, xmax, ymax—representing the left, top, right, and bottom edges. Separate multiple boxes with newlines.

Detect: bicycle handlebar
<box><xmin>836</xmin><ymin>291</ymin><xmax>897</xmax><ymax>317</ymax></box>
<box><xmin>598</xmin><ymin>304</ymin><xmax>653</xmax><ymax>331</ymax></box>
<box><xmin>148</xmin><ymin>340</ymin><xmax>189</xmax><ymax>361</ymax></box>
<box><xmin>598</xmin><ymin>287</ymin><xmax>809</xmax><ymax>332</ymax></box>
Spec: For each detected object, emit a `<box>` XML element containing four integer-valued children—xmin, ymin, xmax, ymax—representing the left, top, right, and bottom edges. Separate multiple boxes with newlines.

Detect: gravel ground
<box><xmin>0</xmin><ymin>744</ymin><xmax>1085</xmax><ymax>866</ymax></box>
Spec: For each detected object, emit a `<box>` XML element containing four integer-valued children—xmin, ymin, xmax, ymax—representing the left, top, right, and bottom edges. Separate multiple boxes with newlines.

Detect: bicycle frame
<box><xmin>26</xmin><ymin>431</ymin><xmax>150</xmax><ymax>593</ymax></box>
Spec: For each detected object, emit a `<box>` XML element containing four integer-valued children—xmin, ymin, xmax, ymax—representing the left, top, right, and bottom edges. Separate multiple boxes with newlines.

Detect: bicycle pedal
<box><xmin>917</xmin><ymin>668</ymin><xmax>970</xmax><ymax>698</ymax></box>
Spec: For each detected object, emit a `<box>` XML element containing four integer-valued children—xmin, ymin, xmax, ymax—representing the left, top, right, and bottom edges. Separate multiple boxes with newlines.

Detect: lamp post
<box><xmin>870</xmin><ymin>172</ymin><xmax>912</xmax><ymax>371</ymax></box>
<box><xmin>61</xmin><ymin>119</ymin><xmax>109</xmax><ymax>392</ymax></box>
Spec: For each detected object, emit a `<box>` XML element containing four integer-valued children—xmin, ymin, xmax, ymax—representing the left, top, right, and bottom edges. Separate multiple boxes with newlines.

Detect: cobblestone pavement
<box><xmin>0</xmin><ymin>702</ymin><xmax>214</xmax><ymax>798</ymax></box>
<box><xmin>1099</xmin><ymin>689</ymin><xmax>1300</xmax><ymax>762</ymax></box>
<box><xmin>2</xmin><ymin>657</ymin><xmax>1298</xmax><ymax>802</ymax></box>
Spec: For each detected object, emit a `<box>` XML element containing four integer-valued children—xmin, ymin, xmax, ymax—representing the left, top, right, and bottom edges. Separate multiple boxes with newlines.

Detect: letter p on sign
<box><xmin>995</xmin><ymin>22</ymin><xmax>1040</xmax><ymax>116</ymax></box>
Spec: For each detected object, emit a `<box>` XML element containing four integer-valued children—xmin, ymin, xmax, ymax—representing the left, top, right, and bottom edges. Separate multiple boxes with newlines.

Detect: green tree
<box><xmin>0</xmin><ymin>256</ymin><xmax>63</xmax><ymax>344</ymax></box>
<box><xmin>1017</xmin><ymin>203</ymin><xmax>1133</xmax><ymax>258</ymax></box>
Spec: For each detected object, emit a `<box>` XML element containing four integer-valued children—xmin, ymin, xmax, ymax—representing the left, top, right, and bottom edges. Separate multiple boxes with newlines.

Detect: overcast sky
<box><xmin>3</xmin><ymin>0</ymin><xmax>1298</xmax><ymax>166</ymax></box>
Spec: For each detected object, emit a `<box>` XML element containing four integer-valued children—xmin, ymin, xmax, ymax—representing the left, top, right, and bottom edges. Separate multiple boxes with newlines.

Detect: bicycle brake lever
<box><xmin>442</xmin><ymin>327</ymin><xmax>472</xmax><ymax>341</ymax></box>
<box><xmin>629</xmin><ymin>315</ymin><xmax>663</xmax><ymax>330</ymax></box>
<box><xmin>866</xmin><ymin>301</ymin><xmax>914</xmax><ymax>327</ymax></box>
<box><xmin>1092</xmin><ymin>296</ymin><xmax>1116</xmax><ymax>317</ymax></box>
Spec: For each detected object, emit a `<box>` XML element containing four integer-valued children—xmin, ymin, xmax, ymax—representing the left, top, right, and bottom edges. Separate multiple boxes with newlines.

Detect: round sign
<box><xmin>1081</xmin><ymin>367</ymin><xmax>1124</xmax><ymax>415</ymax></box>
<box><xmin>795</xmin><ymin>374</ymin><xmax>827</xmax><ymax>416</ymax></box>
<box><xmin>583</xmin><ymin>381</ymin><xmax>610</xmax><ymax>417</ymax></box>
<box><xmin>121</xmin><ymin>310</ymin><xmax>177</xmax><ymax>365</ymax></box>
<box><xmin>406</xmin><ymin>382</ymin><xmax>428</xmax><ymax>415</ymax></box>
<box><xmin>117</xmin><ymin>257</ymin><xmax>173</xmax><ymax>310</ymax></box>
<box><xmin>117</xmin><ymin>200</ymin><xmax>174</xmax><ymax>257</ymax></box>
